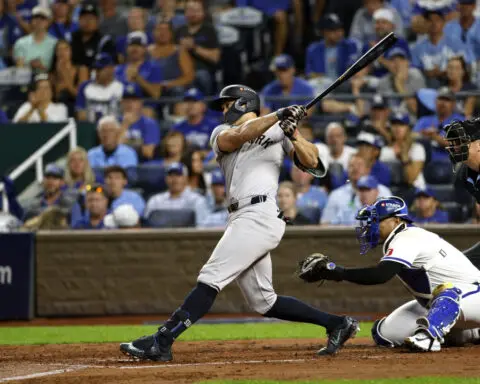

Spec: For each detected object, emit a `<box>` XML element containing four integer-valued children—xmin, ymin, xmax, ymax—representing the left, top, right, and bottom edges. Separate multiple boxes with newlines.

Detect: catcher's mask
<box><xmin>445</xmin><ymin>121</ymin><xmax>472</xmax><ymax>165</ymax></box>
<box><xmin>355</xmin><ymin>196</ymin><xmax>412</xmax><ymax>255</ymax></box>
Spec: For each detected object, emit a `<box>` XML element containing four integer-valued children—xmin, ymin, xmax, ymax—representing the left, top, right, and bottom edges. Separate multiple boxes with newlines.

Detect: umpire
<box><xmin>445</xmin><ymin>118</ymin><xmax>480</xmax><ymax>261</ymax></box>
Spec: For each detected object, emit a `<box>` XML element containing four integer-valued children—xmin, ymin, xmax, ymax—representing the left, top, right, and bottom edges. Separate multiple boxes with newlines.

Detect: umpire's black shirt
<box><xmin>457</xmin><ymin>164</ymin><xmax>480</xmax><ymax>203</ymax></box>
<box><xmin>71</xmin><ymin>30</ymin><xmax>116</xmax><ymax>68</ymax></box>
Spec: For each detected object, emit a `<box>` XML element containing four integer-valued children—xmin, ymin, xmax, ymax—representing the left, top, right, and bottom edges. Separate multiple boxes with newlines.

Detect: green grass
<box><xmin>199</xmin><ymin>379</ymin><xmax>480</xmax><ymax>384</ymax></box>
<box><xmin>0</xmin><ymin>322</ymin><xmax>372</xmax><ymax>346</ymax></box>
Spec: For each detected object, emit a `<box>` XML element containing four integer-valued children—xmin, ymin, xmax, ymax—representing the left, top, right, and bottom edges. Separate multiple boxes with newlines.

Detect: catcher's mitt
<box><xmin>296</xmin><ymin>253</ymin><xmax>337</xmax><ymax>283</ymax></box>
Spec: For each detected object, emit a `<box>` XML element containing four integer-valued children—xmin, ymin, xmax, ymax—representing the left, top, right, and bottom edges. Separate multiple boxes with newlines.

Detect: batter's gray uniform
<box><xmin>197</xmin><ymin>122</ymin><xmax>327</xmax><ymax>314</ymax></box>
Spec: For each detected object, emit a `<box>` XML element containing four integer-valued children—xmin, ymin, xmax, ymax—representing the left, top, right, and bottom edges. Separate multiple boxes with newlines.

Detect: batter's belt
<box><xmin>227</xmin><ymin>195</ymin><xmax>286</xmax><ymax>221</ymax></box>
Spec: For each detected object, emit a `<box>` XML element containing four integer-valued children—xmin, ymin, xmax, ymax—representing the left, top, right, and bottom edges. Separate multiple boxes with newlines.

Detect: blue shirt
<box><xmin>15</xmin><ymin>0</ymin><xmax>37</xmax><ymax>24</ymax></box>
<box><xmin>467</xmin><ymin>18</ymin><xmax>480</xmax><ymax>60</ymax></box>
<box><xmin>297</xmin><ymin>186</ymin><xmax>328</xmax><ymax>211</ymax></box>
<box><xmin>305</xmin><ymin>38</ymin><xmax>359</xmax><ymax>78</ymax></box>
<box><xmin>48</xmin><ymin>22</ymin><xmax>78</xmax><ymax>42</ymax></box>
<box><xmin>116</xmin><ymin>32</ymin><xmax>153</xmax><ymax>58</ymax></box>
<box><xmin>197</xmin><ymin>209</ymin><xmax>228</xmax><ymax>228</ymax></box>
<box><xmin>75</xmin><ymin>79</ymin><xmax>124</xmax><ymax>122</ymax></box>
<box><xmin>371</xmin><ymin>160</ymin><xmax>391</xmax><ymax>187</ymax></box>
<box><xmin>0</xmin><ymin>14</ymin><xmax>22</xmax><ymax>55</ymax></box>
<box><xmin>125</xmin><ymin>115</ymin><xmax>161</xmax><ymax>145</ymax></box>
<box><xmin>111</xmin><ymin>189</ymin><xmax>145</xmax><ymax>216</ymax></box>
<box><xmin>411</xmin><ymin>35</ymin><xmax>474</xmax><ymax>72</ymax></box>
<box><xmin>173</xmin><ymin>116</ymin><xmax>218</xmax><ymax>150</ymax></box>
<box><xmin>411</xmin><ymin>209</ymin><xmax>449</xmax><ymax>224</ymax></box>
<box><xmin>87</xmin><ymin>144</ymin><xmax>138</xmax><ymax>169</ymax></box>
<box><xmin>363</xmin><ymin>37</ymin><xmax>410</xmax><ymax>78</ymax></box>
<box><xmin>389</xmin><ymin>0</ymin><xmax>413</xmax><ymax>28</ymax></box>
<box><xmin>235</xmin><ymin>0</ymin><xmax>291</xmax><ymax>16</ymax></box>
<box><xmin>115</xmin><ymin>60</ymin><xmax>163</xmax><ymax>85</ymax></box>
<box><xmin>0</xmin><ymin>109</ymin><xmax>8</xmax><ymax>123</ymax></box>
<box><xmin>261</xmin><ymin>77</ymin><xmax>314</xmax><ymax>112</ymax></box>
<box><xmin>413</xmin><ymin>112</ymin><xmax>464</xmax><ymax>161</ymax></box>
<box><xmin>73</xmin><ymin>217</ymin><xmax>106</xmax><ymax>229</ymax></box>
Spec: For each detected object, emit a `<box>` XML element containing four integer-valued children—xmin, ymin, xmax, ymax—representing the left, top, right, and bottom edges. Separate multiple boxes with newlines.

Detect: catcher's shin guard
<box><xmin>371</xmin><ymin>318</ymin><xmax>395</xmax><ymax>348</ymax></box>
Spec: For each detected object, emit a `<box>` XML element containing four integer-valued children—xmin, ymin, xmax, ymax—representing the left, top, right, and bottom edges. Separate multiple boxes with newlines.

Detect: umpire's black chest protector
<box><xmin>457</xmin><ymin>164</ymin><xmax>480</xmax><ymax>204</ymax></box>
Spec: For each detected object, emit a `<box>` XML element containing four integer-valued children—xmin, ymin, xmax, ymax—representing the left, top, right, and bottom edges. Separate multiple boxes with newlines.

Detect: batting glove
<box><xmin>280</xmin><ymin>117</ymin><xmax>299</xmax><ymax>141</ymax></box>
<box><xmin>276</xmin><ymin>105</ymin><xmax>307</xmax><ymax>122</ymax></box>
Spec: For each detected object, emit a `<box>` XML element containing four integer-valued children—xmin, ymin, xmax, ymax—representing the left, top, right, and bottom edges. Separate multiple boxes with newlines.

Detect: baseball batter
<box><xmin>297</xmin><ymin>196</ymin><xmax>480</xmax><ymax>352</ymax></box>
<box><xmin>120</xmin><ymin>84</ymin><xmax>359</xmax><ymax>362</ymax></box>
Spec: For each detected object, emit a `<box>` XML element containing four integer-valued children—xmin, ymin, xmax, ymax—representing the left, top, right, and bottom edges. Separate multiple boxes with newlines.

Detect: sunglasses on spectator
<box><xmin>85</xmin><ymin>185</ymin><xmax>104</xmax><ymax>194</ymax></box>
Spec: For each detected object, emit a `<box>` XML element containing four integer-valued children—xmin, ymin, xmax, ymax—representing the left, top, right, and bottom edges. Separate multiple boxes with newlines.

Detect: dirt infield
<box><xmin>1</xmin><ymin>338</ymin><xmax>480</xmax><ymax>383</ymax></box>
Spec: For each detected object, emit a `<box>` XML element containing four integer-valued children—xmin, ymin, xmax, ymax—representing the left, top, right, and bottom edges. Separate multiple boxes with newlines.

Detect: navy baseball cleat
<box><xmin>317</xmin><ymin>316</ymin><xmax>360</xmax><ymax>356</ymax></box>
<box><xmin>120</xmin><ymin>328</ymin><xmax>174</xmax><ymax>362</ymax></box>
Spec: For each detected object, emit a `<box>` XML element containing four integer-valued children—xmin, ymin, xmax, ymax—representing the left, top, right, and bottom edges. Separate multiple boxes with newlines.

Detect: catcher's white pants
<box><xmin>378</xmin><ymin>283</ymin><xmax>480</xmax><ymax>346</ymax></box>
<box><xmin>197</xmin><ymin>201</ymin><xmax>286</xmax><ymax>314</ymax></box>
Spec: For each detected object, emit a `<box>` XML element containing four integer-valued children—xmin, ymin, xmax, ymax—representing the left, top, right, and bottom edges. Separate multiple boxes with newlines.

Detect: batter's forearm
<box><xmin>292</xmin><ymin>137</ymin><xmax>319</xmax><ymax>169</ymax></box>
<box><xmin>235</xmin><ymin>113</ymin><xmax>279</xmax><ymax>143</ymax></box>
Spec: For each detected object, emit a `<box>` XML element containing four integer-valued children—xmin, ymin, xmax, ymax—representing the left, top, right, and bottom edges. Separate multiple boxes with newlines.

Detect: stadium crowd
<box><xmin>1</xmin><ymin>0</ymin><xmax>480</xmax><ymax>230</ymax></box>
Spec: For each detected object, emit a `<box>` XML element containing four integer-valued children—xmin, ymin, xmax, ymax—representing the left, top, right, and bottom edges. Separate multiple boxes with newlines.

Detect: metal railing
<box><xmin>0</xmin><ymin>118</ymin><xmax>77</xmax><ymax>212</ymax></box>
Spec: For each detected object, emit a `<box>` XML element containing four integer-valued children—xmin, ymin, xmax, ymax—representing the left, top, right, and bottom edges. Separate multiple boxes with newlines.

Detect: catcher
<box><xmin>297</xmin><ymin>196</ymin><xmax>480</xmax><ymax>352</ymax></box>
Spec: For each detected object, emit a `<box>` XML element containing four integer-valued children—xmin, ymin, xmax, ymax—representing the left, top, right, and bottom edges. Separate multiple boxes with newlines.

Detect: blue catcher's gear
<box><xmin>355</xmin><ymin>196</ymin><xmax>413</xmax><ymax>255</ymax></box>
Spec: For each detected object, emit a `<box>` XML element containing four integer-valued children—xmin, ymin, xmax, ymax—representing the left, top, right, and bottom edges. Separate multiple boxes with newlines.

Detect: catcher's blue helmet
<box><xmin>355</xmin><ymin>196</ymin><xmax>413</xmax><ymax>255</ymax></box>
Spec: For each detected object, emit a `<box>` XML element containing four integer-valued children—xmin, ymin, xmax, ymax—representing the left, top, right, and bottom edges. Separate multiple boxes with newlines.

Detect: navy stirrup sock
<box><xmin>264</xmin><ymin>295</ymin><xmax>344</xmax><ymax>331</ymax></box>
<box><xmin>160</xmin><ymin>282</ymin><xmax>218</xmax><ymax>340</ymax></box>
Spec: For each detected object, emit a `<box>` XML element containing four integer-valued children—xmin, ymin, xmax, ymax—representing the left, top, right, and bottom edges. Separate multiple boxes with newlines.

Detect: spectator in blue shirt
<box><xmin>444</xmin><ymin>0</ymin><xmax>476</xmax><ymax>43</ymax></box>
<box><xmin>413</xmin><ymin>87</ymin><xmax>464</xmax><ymax>161</ymax></box>
<box><xmin>411</xmin><ymin>9</ymin><xmax>474</xmax><ymax>87</ymax></box>
<box><xmin>199</xmin><ymin>169</ymin><xmax>228</xmax><ymax>228</ymax></box>
<box><xmin>356</xmin><ymin>131</ymin><xmax>391</xmax><ymax>186</ymax></box>
<box><xmin>290</xmin><ymin>164</ymin><xmax>328</xmax><ymax>222</ymax></box>
<box><xmin>364</xmin><ymin>8</ymin><xmax>410</xmax><ymax>78</ymax></box>
<box><xmin>48</xmin><ymin>0</ymin><xmax>78</xmax><ymax>42</ymax></box>
<box><xmin>173</xmin><ymin>88</ymin><xmax>217</xmax><ymax>151</ymax></box>
<box><xmin>9</xmin><ymin>0</ymin><xmax>36</xmax><ymax>34</ymax></box>
<box><xmin>389</xmin><ymin>0</ymin><xmax>413</xmax><ymax>28</ymax></box>
<box><xmin>305</xmin><ymin>13</ymin><xmax>359</xmax><ymax>81</ymax></box>
<box><xmin>120</xmin><ymin>83</ymin><xmax>160</xmax><ymax>162</ymax></box>
<box><xmin>410</xmin><ymin>187</ymin><xmax>449</xmax><ymax>224</ymax></box>
<box><xmin>116</xmin><ymin>7</ymin><xmax>152</xmax><ymax>63</ymax></box>
<box><xmin>72</xmin><ymin>183</ymin><xmax>109</xmax><ymax>229</ymax></box>
<box><xmin>0</xmin><ymin>1</ymin><xmax>21</xmax><ymax>68</ymax></box>
<box><xmin>104</xmin><ymin>166</ymin><xmax>145</xmax><ymax>216</ymax></box>
<box><xmin>261</xmin><ymin>54</ymin><xmax>315</xmax><ymax>114</ymax></box>
<box><xmin>115</xmin><ymin>31</ymin><xmax>162</xmax><ymax>102</ymax></box>
<box><xmin>467</xmin><ymin>12</ymin><xmax>480</xmax><ymax>65</ymax></box>
<box><xmin>88</xmin><ymin>115</ymin><xmax>139</xmax><ymax>169</ymax></box>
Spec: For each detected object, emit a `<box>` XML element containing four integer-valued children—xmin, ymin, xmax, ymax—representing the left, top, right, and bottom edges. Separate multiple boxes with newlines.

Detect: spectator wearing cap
<box><xmin>349</xmin><ymin>0</ymin><xmax>404</xmax><ymax>45</ymax></box>
<box><xmin>175</xmin><ymin>0</ymin><xmax>220</xmax><ymax>95</ymax></box>
<box><xmin>76</xmin><ymin>53</ymin><xmax>124</xmax><ymax>122</ymax></box>
<box><xmin>445</xmin><ymin>0</ymin><xmax>477</xmax><ymax>44</ymax></box>
<box><xmin>377</xmin><ymin>47</ymin><xmax>426</xmax><ymax>115</ymax></box>
<box><xmin>8</xmin><ymin>0</ymin><xmax>36</xmax><ymax>34</ymax></box>
<box><xmin>13</xmin><ymin>73</ymin><xmax>68</xmax><ymax>123</ymax></box>
<box><xmin>115</xmin><ymin>31</ymin><xmax>163</xmax><ymax>103</ymax></box>
<box><xmin>116</xmin><ymin>7</ymin><xmax>152</xmax><ymax>63</ymax></box>
<box><xmin>356</xmin><ymin>131</ymin><xmax>391</xmax><ymax>186</ymax></box>
<box><xmin>276</xmin><ymin>181</ymin><xmax>313</xmax><ymax>226</ymax></box>
<box><xmin>323</xmin><ymin>122</ymin><xmax>357</xmax><ymax>171</ymax></box>
<box><xmin>321</xmin><ymin>153</ymin><xmax>391</xmax><ymax>224</ymax></box>
<box><xmin>380</xmin><ymin>112</ymin><xmax>426</xmax><ymax>189</ymax></box>
<box><xmin>411</xmin><ymin>9</ymin><xmax>474</xmax><ymax>87</ymax></box>
<box><xmin>445</xmin><ymin>56</ymin><xmax>477</xmax><ymax>118</ymax></box>
<box><xmin>48</xmin><ymin>0</ymin><xmax>78</xmax><ymax>42</ymax></box>
<box><xmin>144</xmin><ymin>162</ymin><xmax>210</xmax><ymax>226</ymax></box>
<box><xmin>88</xmin><ymin>115</ymin><xmax>138</xmax><ymax>169</ymax></box>
<box><xmin>172</xmin><ymin>88</ymin><xmax>217</xmax><ymax>151</ymax></box>
<box><xmin>23</xmin><ymin>163</ymin><xmax>78</xmax><ymax>220</ymax></box>
<box><xmin>71</xmin><ymin>3</ymin><xmax>116</xmax><ymax>69</ymax></box>
<box><xmin>104</xmin><ymin>204</ymin><xmax>140</xmax><ymax>229</ymax></box>
<box><xmin>305</xmin><ymin>13</ymin><xmax>360</xmax><ymax>81</ymax></box>
<box><xmin>360</xmin><ymin>94</ymin><xmax>391</xmax><ymax>144</ymax></box>
<box><xmin>329</xmin><ymin>175</ymin><xmax>381</xmax><ymax>225</ymax></box>
<box><xmin>148</xmin><ymin>18</ymin><xmax>195</xmax><ymax>97</ymax></box>
<box><xmin>13</xmin><ymin>6</ymin><xmax>57</xmax><ymax>71</ymax></box>
<box><xmin>99</xmin><ymin>0</ymin><xmax>128</xmax><ymax>39</ymax></box>
<box><xmin>290</xmin><ymin>165</ymin><xmax>328</xmax><ymax>222</ymax></box>
<box><xmin>104</xmin><ymin>165</ymin><xmax>145</xmax><ymax>216</ymax></box>
<box><xmin>50</xmin><ymin>39</ymin><xmax>89</xmax><ymax>115</ymax></box>
<box><xmin>413</xmin><ymin>87</ymin><xmax>464</xmax><ymax>161</ymax></box>
<box><xmin>198</xmin><ymin>169</ymin><xmax>228</xmax><ymax>228</ymax></box>
<box><xmin>410</xmin><ymin>188</ymin><xmax>449</xmax><ymax>224</ymax></box>
<box><xmin>0</xmin><ymin>1</ymin><xmax>21</xmax><ymax>68</ymax></box>
<box><xmin>120</xmin><ymin>83</ymin><xmax>160</xmax><ymax>162</ymax></box>
<box><xmin>261</xmin><ymin>54</ymin><xmax>315</xmax><ymax>114</ymax></box>
<box><xmin>362</xmin><ymin>8</ymin><xmax>410</xmax><ymax>78</ymax></box>
<box><xmin>72</xmin><ymin>183</ymin><xmax>109</xmax><ymax>229</ymax></box>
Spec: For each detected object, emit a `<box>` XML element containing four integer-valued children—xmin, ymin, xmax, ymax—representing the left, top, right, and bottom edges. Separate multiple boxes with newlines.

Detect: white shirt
<box><xmin>382</xmin><ymin>224</ymin><xmax>480</xmax><ymax>304</ymax></box>
<box><xmin>13</xmin><ymin>101</ymin><xmax>68</xmax><ymax>123</ymax></box>
<box><xmin>317</xmin><ymin>143</ymin><xmax>357</xmax><ymax>171</ymax></box>
<box><xmin>76</xmin><ymin>79</ymin><xmax>124</xmax><ymax>123</ymax></box>
<box><xmin>380</xmin><ymin>143</ymin><xmax>426</xmax><ymax>189</ymax></box>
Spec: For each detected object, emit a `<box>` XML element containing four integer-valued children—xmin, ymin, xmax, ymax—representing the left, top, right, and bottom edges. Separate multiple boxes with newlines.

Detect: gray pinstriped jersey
<box><xmin>210</xmin><ymin>122</ymin><xmax>293</xmax><ymax>205</ymax></box>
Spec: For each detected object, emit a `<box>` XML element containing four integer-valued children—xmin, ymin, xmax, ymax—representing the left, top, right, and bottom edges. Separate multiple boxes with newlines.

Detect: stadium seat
<box><xmin>442</xmin><ymin>202</ymin><xmax>469</xmax><ymax>223</ymax></box>
<box><xmin>424</xmin><ymin>160</ymin><xmax>453</xmax><ymax>184</ymax></box>
<box><xmin>385</xmin><ymin>161</ymin><xmax>405</xmax><ymax>186</ymax></box>
<box><xmin>133</xmin><ymin>164</ymin><xmax>167</xmax><ymax>196</ymax></box>
<box><xmin>428</xmin><ymin>184</ymin><xmax>456</xmax><ymax>202</ymax></box>
<box><xmin>146</xmin><ymin>209</ymin><xmax>196</xmax><ymax>228</ymax></box>
<box><xmin>298</xmin><ymin>207</ymin><xmax>321</xmax><ymax>223</ymax></box>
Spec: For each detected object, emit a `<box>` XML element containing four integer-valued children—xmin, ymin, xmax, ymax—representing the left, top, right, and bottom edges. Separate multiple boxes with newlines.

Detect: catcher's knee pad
<box><xmin>371</xmin><ymin>318</ymin><xmax>395</xmax><ymax>348</ymax></box>
<box><xmin>417</xmin><ymin>284</ymin><xmax>462</xmax><ymax>341</ymax></box>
